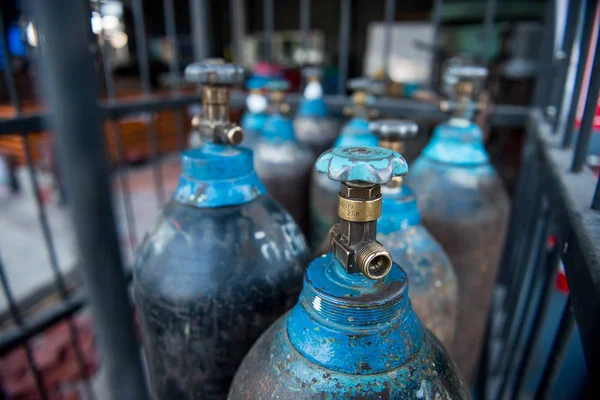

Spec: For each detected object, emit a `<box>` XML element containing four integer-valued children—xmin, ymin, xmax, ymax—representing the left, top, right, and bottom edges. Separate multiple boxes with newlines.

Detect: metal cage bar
<box><xmin>131</xmin><ymin>0</ymin><xmax>166</xmax><ymax>207</ymax></box>
<box><xmin>33</xmin><ymin>1</ymin><xmax>149</xmax><ymax>398</ymax></box>
<box><xmin>562</xmin><ymin>0</ymin><xmax>598</xmax><ymax>148</ymax></box>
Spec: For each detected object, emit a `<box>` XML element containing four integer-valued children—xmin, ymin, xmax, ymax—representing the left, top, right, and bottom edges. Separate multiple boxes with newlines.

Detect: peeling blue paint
<box><xmin>229</xmin><ymin>252</ymin><xmax>469</xmax><ymax>399</ymax></box>
<box><xmin>378</xmin><ymin>185</ymin><xmax>421</xmax><ymax>234</ymax></box>
<box><xmin>173</xmin><ymin>143</ymin><xmax>265</xmax><ymax>208</ymax></box>
<box><xmin>334</xmin><ymin>117</ymin><xmax>379</xmax><ymax>148</ymax></box>
<box><xmin>298</xmin><ymin>97</ymin><xmax>330</xmax><ymax>117</ymax></box>
<box><xmin>288</xmin><ymin>254</ymin><xmax>422</xmax><ymax>374</ymax></box>
<box><xmin>241</xmin><ymin>111</ymin><xmax>269</xmax><ymax>146</ymax></box>
<box><xmin>262</xmin><ymin>113</ymin><xmax>296</xmax><ymax>142</ymax></box>
<box><xmin>420</xmin><ymin>118</ymin><xmax>489</xmax><ymax>166</ymax></box>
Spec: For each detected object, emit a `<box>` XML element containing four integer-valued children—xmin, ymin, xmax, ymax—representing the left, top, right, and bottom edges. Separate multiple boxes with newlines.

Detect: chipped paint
<box><xmin>406</xmin><ymin>120</ymin><xmax>510</xmax><ymax>382</ymax></box>
<box><xmin>134</xmin><ymin>162</ymin><xmax>310</xmax><ymax>399</ymax></box>
<box><xmin>228</xmin><ymin>253</ymin><xmax>470</xmax><ymax>399</ymax></box>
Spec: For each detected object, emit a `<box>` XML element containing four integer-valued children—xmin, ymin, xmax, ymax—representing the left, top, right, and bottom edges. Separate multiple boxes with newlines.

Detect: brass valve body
<box><xmin>330</xmin><ymin>182</ymin><xmax>392</xmax><ymax>279</ymax></box>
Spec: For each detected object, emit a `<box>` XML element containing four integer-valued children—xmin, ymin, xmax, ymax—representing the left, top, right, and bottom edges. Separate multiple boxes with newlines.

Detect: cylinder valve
<box><xmin>185</xmin><ymin>60</ymin><xmax>245</xmax><ymax>145</ymax></box>
<box><xmin>315</xmin><ymin>146</ymin><xmax>408</xmax><ymax>279</ymax></box>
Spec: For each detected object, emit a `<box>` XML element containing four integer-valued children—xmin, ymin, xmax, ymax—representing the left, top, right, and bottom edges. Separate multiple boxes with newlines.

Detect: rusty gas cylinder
<box><xmin>133</xmin><ymin>61</ymin><xmax>310</xmax><ymax>400</ymax></box>
<box><xmin>253</xmin><ymin>79</ymin><xmax>315</xmax><ymax>234</ymax></box>
<box><xmin>406</xmin><ymin>65</ymin><xmax>509</xmax><ymax>382</ymax></box>
<box><xmin>229</xmin><ymin>146</ymin><xmax>469</xmax><ymax>399</ymax></box>
<box><xmin>372</xmin><ymin>119</ymin><xmax>458</xmax><ymax>348</ymax></box>
<box><xmin>293</xmin><ymin>66</ymin><xmax>340</xmax><ymax>156</ymax></box>
<box><xmin>309</xmin><ymin>77</ymin><xmax>385</xmax><ymax>249</ymax></box>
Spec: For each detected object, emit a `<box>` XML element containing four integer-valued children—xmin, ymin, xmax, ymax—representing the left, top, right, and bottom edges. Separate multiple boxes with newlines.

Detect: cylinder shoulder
<box><xmin>230</xmin><ymin>315</ymin><xmax>469</xmax><ymax>399</ymax></box>
<box><xmin>133</xmin><ymin>196</ymin><xmax>310</xmax><ymax>298</ymax></box>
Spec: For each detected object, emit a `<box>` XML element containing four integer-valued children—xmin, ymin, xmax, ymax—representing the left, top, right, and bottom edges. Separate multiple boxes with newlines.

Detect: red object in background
<box><xmin>555</xmin><ymin>264</ymin><xmax>570</xmax><ymax>295</ymax></box>
<box><xmin>574</xmin><ymin>98</ymin><xmax>600</xmax><ymax>130</ymax></box>
<box><xmin>0</xmin><ymin>314</ymin><xmax>99</xmax><ymax>400</ymax></box>
<box><xmin>253</xmin><ymin>62</ymin><xmax>283</xmax><ymax>79</ymax></box>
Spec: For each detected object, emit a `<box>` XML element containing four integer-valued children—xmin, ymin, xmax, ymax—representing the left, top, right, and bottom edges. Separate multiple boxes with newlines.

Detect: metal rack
<box><xmin>0</xmin><ymin>0</ymin><xmax>597</xmax><ymax>399</ymax></box>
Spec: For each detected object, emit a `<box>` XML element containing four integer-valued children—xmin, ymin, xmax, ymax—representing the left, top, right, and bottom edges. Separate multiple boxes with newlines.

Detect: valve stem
<box><xmin>329</xmin><ymin>181</ymin><xmax>392</xmax><ymax>279</ymax></box>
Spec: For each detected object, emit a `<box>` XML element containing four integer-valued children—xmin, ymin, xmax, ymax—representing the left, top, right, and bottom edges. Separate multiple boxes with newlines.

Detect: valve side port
<box><xmin>356</xmin><ymin>242</ymin><xmax>393</xmax><ymax>279</ymax></box>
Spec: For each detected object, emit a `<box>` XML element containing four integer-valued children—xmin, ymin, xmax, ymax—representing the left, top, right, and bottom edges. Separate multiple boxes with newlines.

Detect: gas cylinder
<box><xmin>133</xmin><ymin>61</ymin><xmax>310</xmax><ymax>400</ymax></box>
<box><xmin>253</xmin><ymin>79</ymin><xmax>314</xmax><ymax>234</ymax></box>
<box><xmin>293</xmin><ymin>66</ymin><xmax>339</xmax><ymax>155</ymax></box>
<box><xmin>309</xmin><ymin>77</ymin><xmax>384</xmax><ymax>249</ymax></box>
<box><xmin>406</xmin><ymin>66</ymin><xmax>509</xmax><ymax>382</ymax></box>
<box><xmin>372</xmin><ymin>119</ymin><xmax>458</xmax><ymax>349</ymax></box>
<box><xmin>229</xmin><ymin>146</ymin><xmax>469</xmax><ymax>399</ymax></box>
<box><xmin>240</xmin><ymin>76</ymin><xmax>269</xmax><ymax>149</ymax></box>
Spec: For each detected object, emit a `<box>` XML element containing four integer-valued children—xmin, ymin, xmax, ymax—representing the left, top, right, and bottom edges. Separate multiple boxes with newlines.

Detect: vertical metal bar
<box><xmin>533</xmin><ymin>298</ymin><xmax>576</xmax><ymax>400</ymax></box>
<box><xmin>190</xmin><ymin>0</ymin><xmax>211</xmax><ymax>62</ymax></box>
<box><xmin>337</xmin><ymin>0</ymin><xmax>351</xmax><ymax>95</ymax></box>
<box><xmin>97</xmin><ymin>2</ymin><xmax>138</xmax><ymax>253</ymax></box>
<box><xmin>33</xmin><ymin>1</ymin><xmax>149</xmax><ymax>398</ymax></box>
<box><xmin>498</xmin><ymin>194</ymin><xmax>548</xmax><ymax>379</ymax></box>
<box><xmin>263</xmin><ymin>0</ymin><xmax>274</xmax><ymax>63</ymax></box>
<box><xmin>481</xmin><ymin>0</ymin><xmax>497</xmax><ymax>63</ymax></box>
<box><xmin>511</xmin><ymin>235</ymin><xmax>562</xmax><ymax>398</ymax></box>
<box><xmin>0</xmin><ymin>253</ymin><xmax>49</xmax><ymax>400</ymax></box>
<box><xmin>571</xmin><ymin>20</ymin><xmax>600</xmax><ymax>171</ymax></box>
<box><xmin>132</xmin><ymin>0</ymin><xmax>166</xmax><ymax>207</ymax></box>
<box><xmin>552</xmin><ymin>0</ymin><xmax>584</xmax><ymax>131</ymax></box>
<box><xmin>0</xmin><ymin>9</ymin><xmax>20</xmax><ymax>111</ymax></box>
<box><xmin>429</xmin><ymin>0</ymin><xmax>443</xmax><ymax>89</ymax></box>
<box><xmin>22</xmin><ymin>136</ymin><xmax>98</xmax><ymax>400</ymax></box>
<box><xmin>300</xmin><ymin>0</ymin><xmax>311</xmax><ymax>52</ymax></box>
<box><xmin>502</xmin><ymin>152</ymin><xmax>542</xmax><ymax>315</ymax></box>
<box><xmin>533</xmin><ymin>1</ymin><xmax>557</xmax><ymax>108</ymax></box>
<box><xmin>0</xmin><ymin>10</ymin><xmax>97</xmax><ymax>399</ymax></box>
<box><xmin>593</xmin><ymin>176</ymin><xmax>600</xmax><ymax>209</ymax></box>
<box><xmin>383</xmin><ymin>0</ymin><xmax>396</xmax><ymax>79</ymax></box>
<box><xmin>230</xmin><ymin>0</ymin><xmax>246</xmax><ymax>65</ymax></box>
<box><xmin>499</xmin><ymin>205</ymin><xmax>550</xmax><ymax>399</ymax></box>
<box><xmin>498</xmin><ymin>139</ymin><xmax>536</xmax><ymax>286</ymax></box>
<box><xmin>562</xmin><ymin>0</ymin><xmax>598</xmax><ymax>148</ymax></box>
<box><xmin>163</xmin><ymin>0</ymin><xmax>187</xmax><ymax>150</ymax></box>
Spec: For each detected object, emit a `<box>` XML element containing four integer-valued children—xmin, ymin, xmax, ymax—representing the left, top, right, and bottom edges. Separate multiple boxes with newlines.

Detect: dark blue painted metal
<box><xmin>174</xmin><ymin>144</ymin><xmax>266</xmax><ymax>208</ymax></box>
<box><xmin>334</xmin><ymin>117</ymin><xmax>379</xmax><ymax>147</ymax></box>
<box><xmin>406</xmin><ymin>114</ymin><xmax>509</xmax><ymax>382</ymax></box>
<box><xmin>378</xmin><ymin>184</ymin><xmax>458</xmax><ymax>348</ymax></box>
<box><xmin>134</xmin><ymin>62</ymin><xmax>311</xmax><ymax>400</ymax></box>
<box><xmin>229</xmin><ymin>146</ymin><xmax>468</xmax><ymax>398</ymax></box>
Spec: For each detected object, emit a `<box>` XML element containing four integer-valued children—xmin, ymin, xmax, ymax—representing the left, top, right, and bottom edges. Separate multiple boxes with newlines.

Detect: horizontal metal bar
<box><xmin>529</xmin><ymin>108</ymin><xmax>600</xmax><ymax>380</ymax></box>
<box><xmin>0</xmin><ymin>291</ymin><xmax>87</xmax><ymax>356</ymax></box>
<box><xmin>0</xmin><ymin>93</ymin><xmax>530</xmax><ymax>136</ymax></box>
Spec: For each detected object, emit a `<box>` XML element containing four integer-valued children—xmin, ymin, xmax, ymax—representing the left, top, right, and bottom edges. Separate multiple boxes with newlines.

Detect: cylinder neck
<box><xmin>202</xmin><ymin>85</ymin><xmax>230</xmax><ymax>121</ymax></box>
<box><xmin>286</xmin><ymin>252</ymin><xmax>423</xmax><ymax>374</ymax></box>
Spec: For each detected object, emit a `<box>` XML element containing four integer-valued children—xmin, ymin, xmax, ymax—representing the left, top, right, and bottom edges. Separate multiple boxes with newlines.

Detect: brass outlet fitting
<box><xmin>329</xmin><ymin>181</ymin><xmax>393</xmax><ymax>279</ymax></box>
<box><xmin>196</xmin><ymin>84</ymin><xmax>243</xmax><ymax>145</ymax></box>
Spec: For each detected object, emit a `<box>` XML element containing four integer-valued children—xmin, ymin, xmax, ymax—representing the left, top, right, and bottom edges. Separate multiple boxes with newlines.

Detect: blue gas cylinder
<box><xmin>229</xmin><ymin>147</ymin><xmax>469</xmax><ymax>399</ymax></box>
<box><xmin>241</xmin><ymin>76</ymin><xmax>269</xmax><ymax>149</ymax></box>
<box><xmin>133</xmin><ymin>62</ymin><xmax>310</xmax><ymax>400</ymax></box>
<box><xmin>406</xmin><ymin>65</ymin><xmax>509</xmax><ymax>382</ymax></box>
<box><xmin>254</xmin><ymin>79</ymin><xmax>314</xmax><ymax>234</ymax></box>
<box><xmin>372</xmin><ymin>119</ymin><xmax>458</xmax><ymax>349</ymax></box>
<box><xmin>293</xmin><ymin>67</ymin><xmax>339</xmax><ymax>156</ymax></box>
<box><xmin>309</xmin><ymin>77</ymin><xmax>384</xmax><ymax>249</ymax></box>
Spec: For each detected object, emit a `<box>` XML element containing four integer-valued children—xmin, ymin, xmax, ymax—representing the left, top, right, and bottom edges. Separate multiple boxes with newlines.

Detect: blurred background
<box><xmin>0</xmin><ymin>0</ymin><xmax>597</xmax><ymax>399</ymax></box>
